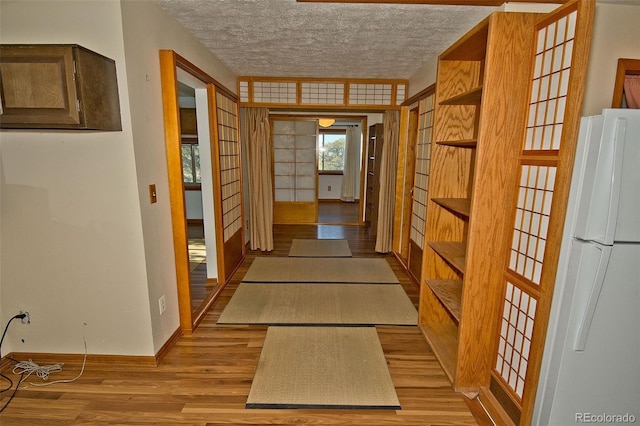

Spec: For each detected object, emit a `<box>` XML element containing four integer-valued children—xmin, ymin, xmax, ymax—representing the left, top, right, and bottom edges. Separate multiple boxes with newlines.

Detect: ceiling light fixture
<box><xmin>318</xmin><ymin>118</ymin><xmax>336</xmax><ymax>128</ymax></box>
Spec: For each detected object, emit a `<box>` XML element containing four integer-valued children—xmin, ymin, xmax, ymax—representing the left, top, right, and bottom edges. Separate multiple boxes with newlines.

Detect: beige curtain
<box><xmin>623</xmin><ymin>75</ymin><xmax>640</xmax><ymax>109</ymax></box>
<box><xmin>340</xmin><ymin>126</ymin><xmax>359</xmax><ymax>202</ymax></box>
<box><xmin>242</xmin><ymin>107</ymin><xmax>273</xmax><ymax>251</ymax></box>
<box><xmin>375</xmin><ymin>110</ymin><xmax>400</xmax><ymax>253</ymax></box>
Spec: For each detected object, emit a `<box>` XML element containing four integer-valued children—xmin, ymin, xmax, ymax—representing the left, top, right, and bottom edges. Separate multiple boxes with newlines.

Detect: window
<box><xmin>317</xmin><ymin>131</ymin><xmax>346</xmax><ymax>173</ymax></box>
<box><xmin>182</xmin><ymin>138</ymin><xmax>201</xmax><ymax>184</ymax></box>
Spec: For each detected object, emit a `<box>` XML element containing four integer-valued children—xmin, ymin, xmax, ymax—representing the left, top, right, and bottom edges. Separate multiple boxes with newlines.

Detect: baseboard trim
<box><xmin>318</xmin><ymin>199</ymin><xmax>359</xmax><ymax>203</ymax></box>
<box><xmin>478</xmin><ymin>385</ymin><xmax>517</xmax><ymax>426</ymax></box>
<box><xmin>2</xmin><ymin>351</ymin><xmax>158</xmax><ymax>369</ymax></box>
<box><xmin>1</xmin><ymin>329</ymin><xmax>184</xmax><ymax>369</ymax></box>
<box><xmin>392</xmin><ymin>251</ymin><xmax>420</xmax><ymax>289</ymax></box>
<box><xmin>1</xmin><ymin>355</ymin><xmax>14</xmax><ymax>371</ymax></box>
<box><xmin>155</xmin><ymin>326</ymin><xmax>182</xmax><ymax>365</ymax></box>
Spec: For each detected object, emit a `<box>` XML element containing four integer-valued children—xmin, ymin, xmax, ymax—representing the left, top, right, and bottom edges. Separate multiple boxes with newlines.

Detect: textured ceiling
<box><xmin>154</xmin><ymin>0</ymin><xmax>496</xmax><ymax>79</ymax></box>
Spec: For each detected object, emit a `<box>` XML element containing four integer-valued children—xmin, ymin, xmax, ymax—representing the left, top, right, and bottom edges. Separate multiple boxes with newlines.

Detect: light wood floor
<box><xmin>0</xmin><ymin>224</ymin><xmax>490</xmax><ymax>425</ymax></box>
<box><xmin>190</xmin><ymin>199</ymin><xmax>360</xmax><ymax>312</ymax></box>
<box><xmin>317</xmin><ymin>200</ymin><xmax>360</xmax><ymax>224</ymax></box>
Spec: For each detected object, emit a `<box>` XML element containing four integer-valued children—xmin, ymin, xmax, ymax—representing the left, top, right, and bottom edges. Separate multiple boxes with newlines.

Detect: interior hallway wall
<box><xmin>0</xmin><ymin>0</ymin><xmax>238</xmax><ymax>356</ymax></box>
<box><xmin>118</xmin><ymin>0</ymin><xmax>236</xmax><ymax>352</ymax></box>
<box><xmin>0</xmin><ymin>0</ymin><xmax>153</xmax><ymax>356</ymax></box>
<box><xmin>581</xmin><ymin>2</ymin><xmax>640</xmax><ymax>116</ymax></box>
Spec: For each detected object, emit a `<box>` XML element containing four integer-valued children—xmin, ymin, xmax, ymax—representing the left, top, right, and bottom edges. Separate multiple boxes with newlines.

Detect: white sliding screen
<box><xmin>272</xmin><ymin>119</ymin><xmax>318</xmax><ymax>223</ymax></box>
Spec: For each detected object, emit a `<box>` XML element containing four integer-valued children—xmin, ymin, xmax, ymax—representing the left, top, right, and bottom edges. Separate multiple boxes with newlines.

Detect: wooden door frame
<box><xmin>393</xmin><ymin>85</ymin><xmax>435</xmax><ymax>280</ymax></box>
<box><xmin>269</xmin><ymin>114</ymin><xmax>368</xmax><ymax>225</ymax></box>
<box><xmin>159</xmin><ymin>50</ymin><xmax>240</xmax><ymax>334</ymax></box>
<box><xmin>405</xmin><ymin>107</ymin><xmax>421</xmax><ymax>283</ymax></box>
<box><xmin>611</xmin><ymin>58</ymin><xmax>640</xmax><ymax>108</ymax></box>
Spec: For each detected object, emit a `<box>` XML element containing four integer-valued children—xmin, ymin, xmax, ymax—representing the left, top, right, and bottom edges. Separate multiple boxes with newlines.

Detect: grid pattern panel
<box><xmin>239</xmin><ymin>81</ymin><xmax>249</xmax><ymax>103</ymax></box>
<box><xmin>216</xmin><ymin>92</ymin><xmax>242</xmax><ymax>242</ymax></box>
<box><xmin>493</xmin><ymin>4</ymin><xmax>585</xmax><ymax>413</ymax></box>
<box><xmin>273</xmin><ymin>120</ymin><xmax>316</xmax><ymax>202</ymax></box>
<box><xmin>410</xmin><ymin>95</ymin><xmax>435</xmax><ymax>248</ymax></box>
<box><xmin>253</xmin><ymin>81</ymin><xmax>297</xmax><ymax>104</ymax></box>
<box><xmin>524</xmin><ymin>11</ymin><xmax>576</xmax><ymax>151</ymax></box>
<box><xmin>508</xmin><ymin>164</ymin><xmax>556</xmax><ymax>285</ymax></box>
<box><xmin>495</xmin><ymin>282</ymin><xmax>537</xmax><ymax>401</ymax></box>
<box><xmin>348</xmin><ymin>83</ymin><xmax>392</xmax><ymax>105</ymax></box>
<box><xmin>396</xmin><ymin>84</ymin><xmax>406</xmax><ymax>105</ymax></box>
<box><xmin>301</xmin><ymin>82</ymin><xmax>345</xmax><ymax>105</ymax></box>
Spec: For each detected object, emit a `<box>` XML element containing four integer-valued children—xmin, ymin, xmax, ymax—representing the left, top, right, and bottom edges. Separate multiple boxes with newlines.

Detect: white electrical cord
<box><xmin>13</xmin><ymin>337</ymin><xmax>87</xmax><ymax>387</ymax></box>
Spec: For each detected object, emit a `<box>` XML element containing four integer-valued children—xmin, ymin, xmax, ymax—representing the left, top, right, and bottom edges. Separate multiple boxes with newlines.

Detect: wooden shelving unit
<box><xmin>428</xmin><ymin>241</ymin><xmax>466</xmax><ymax>274</ymax></box>
<box><xmin>418</xmin><ymin>11</ymin><xmax>541</xmax><ymax>397</ymax></box>
<box><xmin>421</xmin><ymin>323</ymin><xmax>459</xmax><ymax>382</ymax></box>
<box><xmin>431</xmin><ymin>198</ymin><xmax>471</xmax><ymax>218</ymax></box>
<box><xmin>416</xmin><ymin>2</ymin><xmax>595</xmax><ymax>424</ymax></box>
<box><xmin>435</xmin><ymin>139</ymin><xmax>477</xmax><ymax>148</ymax></box>
<box><xmin>438</xmin><ymin>86</ymin><xmax>483</xmax><ymax>106</ymax></box>
<box><xmin>364</xmin><ymin>123</ymin><xmax>384</xmax><ymax>236</ymax></box>
<box><xmin>426</xmin><ymin>279</ymin><xmax>463</xmax><ymax>323</ymax></box>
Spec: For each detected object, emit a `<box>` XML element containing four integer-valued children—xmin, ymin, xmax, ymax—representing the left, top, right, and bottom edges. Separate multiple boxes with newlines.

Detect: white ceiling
<box><xmin>154</xmin><ymin>0</ymin><xmax>497</xmax><ymax>80</ymax></box>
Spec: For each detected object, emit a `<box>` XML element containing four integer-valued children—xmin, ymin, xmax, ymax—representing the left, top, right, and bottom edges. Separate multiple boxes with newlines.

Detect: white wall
<box><xmin>120</xmin><ymin>0</ymin><xmax>235</xmax><ymax>352</ymax></box>
<box><xmin>318</xmin><ymin>175</ymin><xmax>345</xmax><ymax>199</ymax></box>
<box><xmin>0</xmin><ymin>0</ymin><xmax>238</xmax><ymax>356</ymax></box>
<box><xmin>185</xmin><ymin>191</ymin><xmax>204</xmax><ymax>220</ymax></box>
<box><xmin>0</xmin><ymin>0</ymin><xmax>153</xmax><ymax>355</ymax></box>
<box><xmin>408</xmin><ymin>57</ymin><xmax>438</xmax><ymax>99</ymax></box>
<box><xmin>581</xmin><ymin>2</ymin><xmax>640</xmax><ymax>116</ymax></box>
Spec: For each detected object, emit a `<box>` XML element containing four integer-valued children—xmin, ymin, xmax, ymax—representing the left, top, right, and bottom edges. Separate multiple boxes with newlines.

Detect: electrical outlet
<box><xmin>328</xmin><ymin>185</ymin><xmax>332</xmax><ymax>191</ymax></box>
<box><xmin>20</xmin><ymin>311</ymin><xmax>30</xmax><ymax>324</ymax></box>
<box><xmin>158</xmin><ymin>295</ymin><xmax>166</xmax><ymax>315</ymax></box>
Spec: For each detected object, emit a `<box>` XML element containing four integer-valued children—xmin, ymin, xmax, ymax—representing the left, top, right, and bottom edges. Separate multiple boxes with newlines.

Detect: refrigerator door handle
<box><xmin>603</xmin><ymin>118</ymin><xmax>627</xmax><ymax>244</ymax></box>
<box><xmin>574</xmin><ymin>116</ymin><xmax>628</xmax><ymax>244</ymax></box>
<box><xmin>573</xmin><ymin>244</ymin><xmax>613</xmax><ymax>351</ymax></box>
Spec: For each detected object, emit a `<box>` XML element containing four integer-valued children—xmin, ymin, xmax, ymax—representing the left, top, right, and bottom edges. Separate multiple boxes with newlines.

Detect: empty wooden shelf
<box><xmin>426</xmin><ymin>279</ymin><xmax>463</xmax><ymax>323</ymax></box>
<box><xmin>428</xmin><ymin>241</ymin><xmax>467</xmax><ymax>274</ymax></box>
<box><xmin>432</xmin><ymin>198</ymin><xmax>471</xmax><ymax>218</ymax></box>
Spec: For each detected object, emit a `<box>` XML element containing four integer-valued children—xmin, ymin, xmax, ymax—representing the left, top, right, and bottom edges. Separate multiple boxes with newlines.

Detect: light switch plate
<box><xmin>149</xmin><ymin>184</ymin><xmax>157</xmax><ymax>203</ymax></box>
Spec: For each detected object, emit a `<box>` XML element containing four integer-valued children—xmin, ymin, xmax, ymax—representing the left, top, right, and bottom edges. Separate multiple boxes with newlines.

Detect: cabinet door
<box><xmin>489</xmin><ymin>1</ymin><xmax>595</xmax><ymax>424</ymax></box>
<box><xmin>0</xmin><ymin>45</ymin><xmax>80</xmax><ymax>126</ymax></box>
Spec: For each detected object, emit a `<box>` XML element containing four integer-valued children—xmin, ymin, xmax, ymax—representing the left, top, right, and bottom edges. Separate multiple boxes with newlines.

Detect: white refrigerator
<box><xmin>533</xmin><ymin>109</ymin><xmax>640</xmax><ymax>425</ymax></box>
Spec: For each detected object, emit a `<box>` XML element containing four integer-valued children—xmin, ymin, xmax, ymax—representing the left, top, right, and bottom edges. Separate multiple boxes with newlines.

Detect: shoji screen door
<box><xmin>212</xmin><ymin>89</ymin><xmax>245</xmax><ymax>282</ymax></box>
<box><xmin>409</xmin><ymin>94</ymin><xmax>435</xmax><ymax>282</ymax></box>
<box><xmin>272</xmin><ymin>119</ymin><xmax>318</xmax><ymax>224</ymax></box>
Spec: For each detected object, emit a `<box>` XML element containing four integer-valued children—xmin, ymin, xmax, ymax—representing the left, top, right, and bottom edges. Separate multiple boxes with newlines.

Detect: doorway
<box><xmin>270</xmin><ymin>114</ymin><xmax>367</xmax><ymax>226</ymax></box>
<box><xmin>317</xmin><ymin>118</ymin><xmax>365</xmax><ymax>225</ymax></box>
<box><xmin>407</xmin><ymin>94</ymin><xmax>435</xmax><ymax>282</ymax></box>
<box><xmin>392</xmin><ymin>88</ymin><xmax>435</xmax><ymax>284</ymax></box>
<box><xmin>176</xmin><ymin>79</ymin><xmax>217</xmax><ymax>315</ymax></box>
<box><xmin>159</xmin><ymin>50</ymin><xmax>245</xmax><ymax>334</ymax></box>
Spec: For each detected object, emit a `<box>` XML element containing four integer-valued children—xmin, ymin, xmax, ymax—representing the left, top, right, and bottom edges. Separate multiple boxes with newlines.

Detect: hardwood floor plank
<box><xmin>0</xmin><ymin>224</ymin><xmax>489</xmax><ymax>425</ymax></box>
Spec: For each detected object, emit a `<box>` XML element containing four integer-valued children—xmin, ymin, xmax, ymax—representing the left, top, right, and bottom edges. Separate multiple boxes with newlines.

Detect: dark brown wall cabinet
<box><xmin>0</xmin><ymin>44</ymin><xmax>122</xmax><ymax>130</ymax></box>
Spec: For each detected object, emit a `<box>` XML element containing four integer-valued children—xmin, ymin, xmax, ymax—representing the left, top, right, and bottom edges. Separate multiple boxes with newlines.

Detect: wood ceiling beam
<box><xmin>297</xmin><ymin>0</ymin><xmax>567</xmax><ymax>5</ymax></box>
